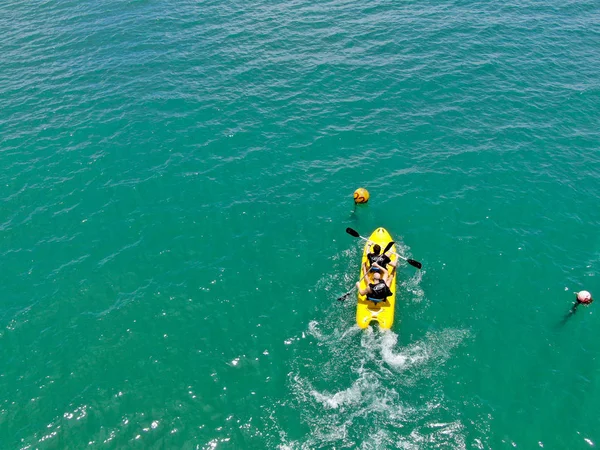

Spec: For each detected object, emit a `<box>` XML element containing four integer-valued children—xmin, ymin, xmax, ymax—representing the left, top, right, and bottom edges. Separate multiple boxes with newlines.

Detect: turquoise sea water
<box><xmin>1</xmin><ymin>0</ymin><xmax>600</xmax><ymax>448</ymax></box>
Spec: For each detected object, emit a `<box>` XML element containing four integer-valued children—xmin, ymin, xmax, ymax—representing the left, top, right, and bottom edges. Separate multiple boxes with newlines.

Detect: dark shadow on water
<box><xmin>558</xmin><ymin>303</ymin><xmax>579</xmax><ymax>327</ymax></box>
<box><xmin>348</xmin><ymin>203</ymin><xmax>359</xmax><ymax>222</ymax></box>
<box><xmin>557</xmin><ymin>302</ymin><xmax>591</xmax><ymax>328</ymax></box>
<box><xmin>348</xmin><ymin>202</ymin><xmax>371</xmax><ymax>222</ymax></box>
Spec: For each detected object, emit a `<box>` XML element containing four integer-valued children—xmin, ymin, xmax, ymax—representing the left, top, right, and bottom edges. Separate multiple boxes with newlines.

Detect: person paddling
<box><xmin>366</xmin><ymin>243</ymin><xmax>397</xmax><ymax>274</ymax></box>
<box><xmin>356</xmin><ymin>262</ymin><xmax>393</xmax><ymax>304</ymax></box>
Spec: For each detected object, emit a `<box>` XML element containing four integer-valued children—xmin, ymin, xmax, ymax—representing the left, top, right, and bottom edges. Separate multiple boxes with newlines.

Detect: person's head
<box><xmin>373</xmin><ymin>272</ymin><xmax>381</xmax><ymax>282</ymax></box>
<box><xmin>372</xmin><ymin>244</ymin><xmax>381</xmax><ymax>255</ymax></box>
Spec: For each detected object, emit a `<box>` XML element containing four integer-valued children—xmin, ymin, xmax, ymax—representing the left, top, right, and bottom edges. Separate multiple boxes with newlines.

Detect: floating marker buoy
<box><xmin>353</xmin><ymin>188</ymin><xmax>370</xmax><ymax>204</ymax></box>
<box><xmin>577</xmin><ymin>290</ymin><xmax>593</xmax><ymax>304</ymax></box>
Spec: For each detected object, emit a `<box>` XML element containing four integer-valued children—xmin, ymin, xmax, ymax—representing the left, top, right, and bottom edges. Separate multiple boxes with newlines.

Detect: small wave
<box><xmin>377</xmin><ymin>328</ymin><xmax>470</xmax><ymax>373</ymax></box>
<box><xmin>400</xmin><ymin>269</ymin><xmax>425</xmax><ymax>303</ymax></box>
<box><xmin>277</xmin><ymin>316</ymin><xmax>472</xmax><ymax>449</ymax></box>
<box><xmin>309</xmin><ymin>367</ymin><xmax>379</xmax><ymax>410</ymax></box>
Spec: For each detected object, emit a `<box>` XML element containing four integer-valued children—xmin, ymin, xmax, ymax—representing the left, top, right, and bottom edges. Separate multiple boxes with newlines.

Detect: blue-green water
<box><xmin>1</xmin><ymin>0</ymin><xmax>600</xmax><ymax>448</ymax></box>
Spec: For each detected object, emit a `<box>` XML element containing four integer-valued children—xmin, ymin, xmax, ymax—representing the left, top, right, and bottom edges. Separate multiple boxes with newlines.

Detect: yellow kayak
<box><xmin>356</xmin><ymin>227</ymin><xmax>397</xmax><ymax>329</ymax></box>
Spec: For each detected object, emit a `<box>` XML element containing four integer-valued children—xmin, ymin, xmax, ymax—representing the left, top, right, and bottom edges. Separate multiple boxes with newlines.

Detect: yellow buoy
<box><xmin>353</xmin><ymin>188</ymin><xmax>370</xmax><ymax>204</ymax></box>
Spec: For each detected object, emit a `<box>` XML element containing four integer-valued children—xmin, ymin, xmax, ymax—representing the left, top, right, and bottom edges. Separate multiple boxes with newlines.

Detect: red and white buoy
<box><xmin>577</xmin><ymin>290</ymin><xmax>593</xmax><ymax>304</ymax></box>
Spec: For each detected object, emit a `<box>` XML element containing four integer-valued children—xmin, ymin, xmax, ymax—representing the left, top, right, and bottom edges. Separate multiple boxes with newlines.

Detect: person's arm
<box><xmin>387</xmin><ymin>256</ymin><xmax>397</xmax><ymax>277</ymax></box>
<box><xmin>356</xmin><ymin>281</ymin><xmax>370</xmax><ymax>296</ymax></box>
<box><xmin>374</xmin><ymin>263</ymin><xmax>391</xmax><ymax>285</ymax></box>
<box><xmin>362</xmin><ymin>262</ymin><xmax>371</xmax><ymax>284</ymax></box>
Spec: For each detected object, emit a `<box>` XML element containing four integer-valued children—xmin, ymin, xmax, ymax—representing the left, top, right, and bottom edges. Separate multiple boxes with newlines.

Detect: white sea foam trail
<box><xmin>274</xmin><ymin>317</ymin><xmax>472</xmax><ymax>449</ymax></box>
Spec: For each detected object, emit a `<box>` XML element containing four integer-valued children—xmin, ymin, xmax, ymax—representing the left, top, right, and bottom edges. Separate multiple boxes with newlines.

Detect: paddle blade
<box><xmin>346</xmin><ymin>227</ymin><xmax>360</xmax><ymax>238</ymax></box>
<box><xmin>407</xmin><ymin>259</ymin><xmax>422</xmax><ymax>269</ymax></box>
<box><xmin>383</xmin><ymin>241</ymin><xmax>394</xmax><ymax>254</ymax></box>
<box><xmin>337</xmin><ymin>293</ymin><xmax>351</xmax><ymax>302</ymax></box>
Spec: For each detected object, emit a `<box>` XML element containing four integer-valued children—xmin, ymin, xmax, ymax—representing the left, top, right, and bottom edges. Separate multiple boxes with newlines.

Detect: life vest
<box><xmin>367</xmin><ymin>253</ymin><xmax>390</xmax><ymax>268</ymax></box>
<box><xmin>368</xmin><ymin>281</ymin><xmax>392</xmax><ymax>300</ymax></box>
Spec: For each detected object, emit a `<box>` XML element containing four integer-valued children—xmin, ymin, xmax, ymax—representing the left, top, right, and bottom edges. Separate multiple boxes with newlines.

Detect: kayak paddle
<box><xmin>337</xmin><ymin>240</ymin><xmax>394</xmax><ymax>302</ymax></box>
<box><xmin>345</xmin><ymin>227</ymin><xmax>422</xmax><ymax>269</ymax></box>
